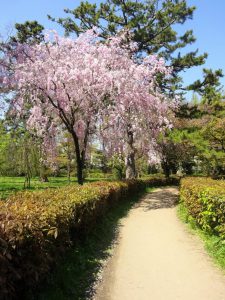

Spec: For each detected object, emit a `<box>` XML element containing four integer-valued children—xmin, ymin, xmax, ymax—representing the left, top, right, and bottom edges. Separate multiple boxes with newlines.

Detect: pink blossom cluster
<box><xmin>2</xmin><ymin>29</ymin><xmax>174</xmax><ymax>165</ymax></box>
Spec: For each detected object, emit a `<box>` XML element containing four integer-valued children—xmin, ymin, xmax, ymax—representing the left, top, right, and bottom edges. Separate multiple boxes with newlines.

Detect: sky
<box><xmin>0</xmin><ymin>0</ymin><xmax>225</xmax><ymax>100</ymax></box>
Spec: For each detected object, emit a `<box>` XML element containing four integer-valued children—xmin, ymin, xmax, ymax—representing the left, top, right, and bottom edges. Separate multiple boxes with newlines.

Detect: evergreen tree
<box><xmin>188</xmin><ymin>68</ymin><xmax>224</xmax><ymax>104</ymax></box>
<box><xmin>10</xmin><ymin>21</ymin><xmax>44</xmax><ymax>44</ymax></box>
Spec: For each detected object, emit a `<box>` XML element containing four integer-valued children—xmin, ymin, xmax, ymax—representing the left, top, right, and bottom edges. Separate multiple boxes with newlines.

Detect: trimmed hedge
<box><xmin>180</xmin><ymin>177</ymin><xmax>225</xmax><ymax>239</ymax></box>
<box><xmin>0</xmin><ymin>176</ymin><xmax>179</xmax><ymax>299</ymax></box>
<box><xmin>144</xmin><ymin>174</ymin><xmax>180</xmax><ymax>186</ymax></box>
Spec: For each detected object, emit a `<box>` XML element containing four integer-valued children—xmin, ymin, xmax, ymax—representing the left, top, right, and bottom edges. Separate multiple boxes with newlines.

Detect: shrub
<box><xmin>0</xmin><ymin>176</ymin><xmax>177</xmax><ymax>299</ymax></box>
<box><xmin>180</xmin><ymin>177</ymin><xmax>225</xmax><ymax>238</ymax></box>
<box><xmin>144</xmin><ymin>174</ymin><xmax>180</xmax><ymax>187</ymax></box>
<box><xmin>0</xmin><ymin>180</ymin><xmax>147</xmax><ymax>299</ymax></box>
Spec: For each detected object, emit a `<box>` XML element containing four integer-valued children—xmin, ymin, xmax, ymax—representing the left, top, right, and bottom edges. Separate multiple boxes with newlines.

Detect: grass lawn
<box><xmin>0</xmin><ymin>174</ymin><xmax>165</xmax><ymax>200</ymax></box>
<box><xmin>0</xmin><ymin>176</ymin><xmax>112</xmax><ymax>200</ymax></box>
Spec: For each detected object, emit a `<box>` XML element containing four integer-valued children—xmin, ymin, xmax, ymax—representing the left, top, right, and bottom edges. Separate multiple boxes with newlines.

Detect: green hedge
<box><xmin>0</xmin><ymin>176</ymin><xmax>179</xmax><ymax>299</ymax></box>
<box><xmin>180</xmin><ymin>177</ymin><xmax>225</xmax><ymax>238</ymax></box>
<box><xmin>144</xmin><ymin>174</ymin><xmax>180</xmax><ymax>186</ymax></box>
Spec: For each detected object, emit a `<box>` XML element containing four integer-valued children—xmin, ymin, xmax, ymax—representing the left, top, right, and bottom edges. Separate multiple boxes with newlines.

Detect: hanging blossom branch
<box><xmin>1</xmin><ymin>28</ymin><xmax>176</xmax><ymax>183</ymax></box>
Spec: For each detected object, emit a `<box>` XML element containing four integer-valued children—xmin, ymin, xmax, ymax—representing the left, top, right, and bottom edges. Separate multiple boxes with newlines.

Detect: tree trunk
<box><xmin>125</xmin><ymin>151</ymin><xmax>136</xmax><ymax>179</ymax></box>
<box><xmin>39</xmin><ymin>146</ymin><xmax>49</xmax><ymax>182</ymax></box>
<box><xmin>76</xmin><ymin>156</ymin><xmax>83</xmax><ymax>185</ymax></box>
<box><xmin>67</xmin><ymin>162</ymin><xmax>71</xmax><ymax>182</ymax></box>
<box><xmin>162</xmin><ymin>161</ymin><xmax>170</xmax><ymax>178</ymax></box>
<box><xmin>24</xmin><ymin>174</ymin><xmax>31</xmax><ymax>189</ymax></box>
<box><xmin>24</xmin><ymin>143</ymin><xmax>32</xmax><ymax>188</ymax></box>
<box><xmin>39</xmin><ymin>164</ymin><xmax>49</xmax><ymax>182</ymax></box>
<box><xmin>67</xmin><ymin>150</ymin><xmax>72</xmax><ymax>182</ymax></box>
<box><xmin>71</xmin><ymin>131</ymin><xmax>84</xmax><ymax>185</ymax></box>
<box><xmin>40</xmin><ymin>173</ymin><xmax>49</xmax><ymax>182</ymax></box>
<box><xmin>125</xmin><ymin>128</ymin><xmax>137</xmax><ymax>179</ymax></box>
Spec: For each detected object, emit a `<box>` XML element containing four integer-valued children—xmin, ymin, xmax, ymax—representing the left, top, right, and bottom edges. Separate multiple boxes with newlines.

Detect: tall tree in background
<box><xmin>49</xmin><ymin>0</ymin><xmax>209</xmax><ymax>94</ymax></box>
<box><xmin>188</xmin><ymin>68</ymin><xmax>224</xmax><ymax>104</ymax></box>
<box><xmin>10</xmin><ymin>21</ymin><xmax>44</xmax><ymax>44</ymax></box>
<box><xmin>153</xmin><ymin>93</ymin><xmax>225</xmax><ymax>177</ymax></box>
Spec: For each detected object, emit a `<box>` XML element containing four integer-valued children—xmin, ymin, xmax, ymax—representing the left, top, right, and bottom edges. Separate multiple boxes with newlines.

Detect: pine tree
<box><xmin>188</xmin><ymin>68</ymin><xmax>224</xmax><ymax>104</ymax></box>
<box><xmin>11</xmin><ymin>21</ymin><xmax>44</xmax><ymax>44</ymax></box>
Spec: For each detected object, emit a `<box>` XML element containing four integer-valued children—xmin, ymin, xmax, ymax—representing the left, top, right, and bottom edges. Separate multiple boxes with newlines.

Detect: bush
<box><xmin>0</xmin><ymin>180</ymin><xmax>147</xmax><ymax>299</ymax></box>
<box><xmin>144</xmin><ymin>174</ymin><xmax>180</xmax><ymax>187</ymax></box>
<box><xmin>0</xmin><ymin>176</ymin><xmax>177</xmax><ymax>299</ymax></box>
<box><xmin>180</xmin><ymin>177</ymin><xmax>225</xmax><ymax>238</ymax></box>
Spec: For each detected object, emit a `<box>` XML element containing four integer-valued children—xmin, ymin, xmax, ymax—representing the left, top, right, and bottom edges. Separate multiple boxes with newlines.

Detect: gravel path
<box><xmin>94</xmin><ymin>187</ymin><xmax>225</xmax><ymax>300</ymax></box>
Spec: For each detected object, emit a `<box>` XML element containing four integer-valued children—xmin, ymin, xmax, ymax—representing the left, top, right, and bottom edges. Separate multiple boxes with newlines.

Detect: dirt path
<box><xmin>94</xmin><ymin>187</ymin><xmax>225</xmax><ymax>300</ymax></box>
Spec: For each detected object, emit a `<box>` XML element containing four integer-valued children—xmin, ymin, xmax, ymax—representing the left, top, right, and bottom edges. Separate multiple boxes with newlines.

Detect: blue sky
<box><xmin>1</xmin><ymin>0</ymin><xmax>224</xmax><ymax>100</ymax></box>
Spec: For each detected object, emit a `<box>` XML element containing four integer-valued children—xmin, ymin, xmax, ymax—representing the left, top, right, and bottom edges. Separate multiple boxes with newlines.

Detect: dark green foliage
<box><xmin>48</xmin><ymin>0</ymin><xmax>207</xmax><ymax>93</ymax></box>
<box><xmin>188</xmin><ymin>68</ymin><xmax>224</xmax><ymax>103</ymax></box>
<box><xmin>159</xmin><ymin>93</ymin><xmax>225</xmax><ymax>177</ymax></box>
<box><xmin>175</xmin><ymin>102</ymin><xmax>204</xmax><ymax>119</ymax></box>
<box><xmin>144</xmin><ymin>174</ymin><xmax>180</xmax><ymax>186</ymax></box>
<box><xmin>11</xmin><ymin>21</ymin><xmax>44</xmax><ymax>44</ymax></box>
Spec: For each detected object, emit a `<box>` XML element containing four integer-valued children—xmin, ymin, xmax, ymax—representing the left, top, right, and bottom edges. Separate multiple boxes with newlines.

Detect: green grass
<box><xmin>146</xmin><ymin>187</ymin><xmax>155</xmax><ymax>193</ymax></box>
<box><xmin>25</xmin><ymin>188</ymin><xmax>150</xmax><ymax>300</ymax></box>
<box><xmin>0</xmin><ymin>176</ymin><xmax>113</xmax><ymax>200</ymax></box>
<box><xmin>0</xmin><ymin>175</ymin><xmax>161</xmax><ymax>200</ymax></box>
<box><xmin>177</xmin><ymin>202</ymin><xmax>225</xmax><ymax>272</ymax></box>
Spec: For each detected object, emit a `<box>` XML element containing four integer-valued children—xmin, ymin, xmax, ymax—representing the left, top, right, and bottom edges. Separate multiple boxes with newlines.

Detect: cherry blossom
<box><xmin>1</xmin><ymin>29</ymin><xmax>174</xmax><ymax>182</ymax></box>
